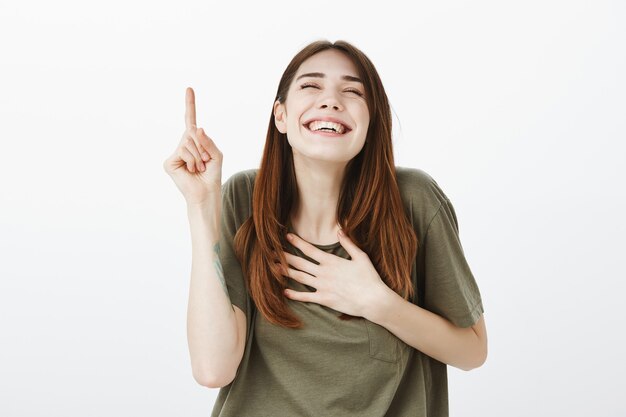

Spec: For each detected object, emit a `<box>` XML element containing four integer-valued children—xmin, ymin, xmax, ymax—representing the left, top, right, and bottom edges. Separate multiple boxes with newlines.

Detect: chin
<box><xmin>287</xmin><ymin>133</ymin><xmax>365</xmax><ymax>160</ymax></box>
<box><xmin>291</xmin><ymin>146</ymin><xmax>362</xmax><ymax>165</ymax></box>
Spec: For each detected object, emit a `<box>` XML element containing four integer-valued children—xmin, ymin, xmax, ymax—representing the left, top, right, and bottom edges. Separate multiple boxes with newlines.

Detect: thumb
<box><xmin>337</xmin><ymin>229</ymin><xmax>364</xmax><ymax>260</ymax></box>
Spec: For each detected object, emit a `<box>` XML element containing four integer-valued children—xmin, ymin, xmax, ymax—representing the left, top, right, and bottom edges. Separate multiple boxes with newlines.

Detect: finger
<box><xmin>185</xmin><ymin>87</ymin><xmax>197</xmax><ymax>129</ymax></box>
<box><xmin>193</xmin><ymin>128</ymin><xmax>211</xmax><ymax>161</ymax></box>
<box><xmin>178</xmin><ymin>146</ymin><xmax>196</xmax><ymax>172</ymax></box>
<box><xmin>286</xmin><ymin>233</ymin><xmax>328</xmax><ymax>264</ymax></box>
<box><xmin>197</xmin><ymin>128</ymin><xmax>222</xmax><ymax>161</ymax></box>
<box><xmin>281</xmin><ymin>264</ymin><xmax>316</xmax><ymax>287</ymax></box>
<box><xmin>284</xmin><ymin>252</ymin><xmax>319</xmax><ymax>276</ymax></box>
<box><xmin>337</xmin><ymin>229</ymin><xmax>364</xmax><ymax>260</ymax></box>
<box><xmin>284</xmin><ymin>288</ymin><xmax>319</xmax><ymax>304</ymax></box>
<box><xmin>183</xmin><ymin>136</ymin><xmax>205</xmax><ymax>172</ymax></box>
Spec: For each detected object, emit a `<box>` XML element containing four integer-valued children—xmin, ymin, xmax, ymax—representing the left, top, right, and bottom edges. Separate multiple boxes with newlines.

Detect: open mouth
<box><xmin>303</xmin><ymin>120</ymin><xmax>352</xmax><ymax>137</ymax></box>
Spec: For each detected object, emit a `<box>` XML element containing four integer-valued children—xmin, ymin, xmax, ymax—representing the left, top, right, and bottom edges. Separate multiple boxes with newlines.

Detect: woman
<box><xmin>164</xmin><ymin>39</ymin><xmax>488</xmax><ymax>417</ymax></box>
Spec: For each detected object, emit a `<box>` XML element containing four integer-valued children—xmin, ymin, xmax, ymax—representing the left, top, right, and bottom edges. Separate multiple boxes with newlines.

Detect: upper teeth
<box><xmin>307</xmin><ymin>120</ymin><xmax>346</xmax><ymax>134</ymax></box>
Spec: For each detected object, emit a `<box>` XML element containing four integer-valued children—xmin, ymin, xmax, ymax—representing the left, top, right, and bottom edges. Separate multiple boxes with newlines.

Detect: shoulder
<box><xmin>221</xmin><ymin>169</ymin><xmax>259</xmax><ymax>223</ymax></box>
<box><xmin>222</xmin><ymin>168</ymin><xmax>259</xmax><ymax>197</ymax></box>
<box><xmin>394</xmin><ymin>166</ymin><xmax>450</xmax><ymax>240</ymax></box>
<box><xmin>223</xmin><ymin>168</ymin><xmax>258</xmax><ymax>187</ymax></box>
<box><xmin>395</xmin><ymin>166</ymin><xmax>449</xmax><ymax>206</ymax></box>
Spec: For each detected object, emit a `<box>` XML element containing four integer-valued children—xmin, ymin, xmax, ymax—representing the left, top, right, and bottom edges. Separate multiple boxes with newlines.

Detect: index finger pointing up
<box><xmin>185</xmin><ymin>87</ymin><xmax>197</xmax><ymax>129</ymax></box>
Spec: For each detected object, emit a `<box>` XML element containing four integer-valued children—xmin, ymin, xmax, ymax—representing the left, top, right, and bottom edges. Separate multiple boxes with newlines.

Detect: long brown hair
<box><xmin>233</xmin><ymin>39</ymin><xmax>418</xmax><ymax>328</ymax></box>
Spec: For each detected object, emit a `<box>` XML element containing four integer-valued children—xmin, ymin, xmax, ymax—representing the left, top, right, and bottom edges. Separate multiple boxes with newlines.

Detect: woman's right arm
<box><xmin>186</xmin><ymin>197</ymin><xmax>246</xmax><ymax>388</ymax></box>
<box><xmin>163</xmin><ymin>87</ymin><xmax>246</xmax><ymax>388</ymax></box>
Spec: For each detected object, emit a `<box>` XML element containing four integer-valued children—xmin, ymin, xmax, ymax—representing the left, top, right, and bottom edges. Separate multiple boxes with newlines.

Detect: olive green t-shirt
<box><xmin>211</xmin><ymin>166</ymin><xmax>484</xmax><ymax>417</ymax></box>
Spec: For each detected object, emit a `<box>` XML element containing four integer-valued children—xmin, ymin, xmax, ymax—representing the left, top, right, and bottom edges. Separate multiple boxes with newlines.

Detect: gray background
<box><xmin>1</xmin><ymin>0</ymin><xmax>624</xmax><ymax>415</ymax></box>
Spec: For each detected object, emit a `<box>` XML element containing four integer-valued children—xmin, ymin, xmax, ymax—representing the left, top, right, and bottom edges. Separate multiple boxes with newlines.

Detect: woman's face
<box><xmin>274</xmin><ymin>49</ymin><xmax>370</xmax><ymax>164</ymax></box>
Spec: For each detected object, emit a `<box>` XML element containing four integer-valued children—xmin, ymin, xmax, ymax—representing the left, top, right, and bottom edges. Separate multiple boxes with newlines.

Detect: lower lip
<box><xmin>304</xmin><ymin>125</ymin><xmax>350</xmax><ymax>137</ymax></box>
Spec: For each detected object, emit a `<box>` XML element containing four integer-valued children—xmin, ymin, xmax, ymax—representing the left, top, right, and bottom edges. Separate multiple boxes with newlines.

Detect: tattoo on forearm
<box><xmin>213</xmin><ymin>242</ymin><xmax>234</xmax><ymax>311</ymax></box>
<box><xmin>213</xmin><ymin>242</ymin><xmax>228</xmax><ymax>296</ymax></box>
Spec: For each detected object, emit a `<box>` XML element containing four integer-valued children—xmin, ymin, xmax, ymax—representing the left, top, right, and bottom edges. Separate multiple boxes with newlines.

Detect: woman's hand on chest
<box><xmin>277</xmin><ymin>230</ymin><xmax>390</xmax><ymax>318</ymax></box>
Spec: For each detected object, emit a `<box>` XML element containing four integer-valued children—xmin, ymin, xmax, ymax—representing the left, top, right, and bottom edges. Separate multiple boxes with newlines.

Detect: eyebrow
<box><xmin>295</xmin><ymin>72</ymin><xmax>363</xmax><ymax>84</ymax></box>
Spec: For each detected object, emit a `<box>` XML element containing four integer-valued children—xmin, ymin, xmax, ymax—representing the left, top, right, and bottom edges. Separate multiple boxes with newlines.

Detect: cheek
<box><xmin>359</xmin><ymin>107</ymin><xmax>370</xmax><ymax>125</ymax></box>
<box><xmin>349</xmin><ymin>102</ymin><xmax>369</xmax><ymax>125</ymax></box>
<box><xmin>356</xmin><ymin>109</ymin><xmax>370</xmax><ymax>135</ymax></box>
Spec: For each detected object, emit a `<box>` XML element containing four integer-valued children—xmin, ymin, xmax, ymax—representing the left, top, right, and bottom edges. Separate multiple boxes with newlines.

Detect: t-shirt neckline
<box><xmin>286</xmin><ymin>220</ymin><xmax>341</xmax><ymax>250</ymax></box>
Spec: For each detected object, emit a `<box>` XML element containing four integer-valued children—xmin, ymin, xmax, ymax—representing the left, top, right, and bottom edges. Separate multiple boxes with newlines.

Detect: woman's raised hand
<box><xmin>163</xmin><ymin>87</ymin><xmax>223</xmax><ymax>205</ymax></box>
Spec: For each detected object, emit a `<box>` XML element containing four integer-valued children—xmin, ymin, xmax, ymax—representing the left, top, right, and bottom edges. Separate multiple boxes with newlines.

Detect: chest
<box><xmin>253</xmin><ymin>282</ymin><xmax>407</xmax><ymax>365</ymax></box>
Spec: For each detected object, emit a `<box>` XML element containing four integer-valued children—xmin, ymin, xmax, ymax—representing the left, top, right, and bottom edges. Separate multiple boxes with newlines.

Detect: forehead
<box><xmin>295</xmin><ymin>49</ymin><xmax>359</xmax><ymax>78</ymax></box>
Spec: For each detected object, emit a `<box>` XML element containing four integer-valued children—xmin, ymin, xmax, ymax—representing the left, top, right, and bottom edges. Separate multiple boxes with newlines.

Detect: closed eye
<box><xmin>300</xmin><ymin>83</ymin><xmax>364</xmax><ymax>97</ymax></box>
<box><xmin>346</xmin><ymin>89</ymin><xmax>364</xmax><ymax>97</ymax></box>
<box><xmin>300</xmin><ymin>83</ymin><xmax>321</xmax><ymax>90</ymax></box>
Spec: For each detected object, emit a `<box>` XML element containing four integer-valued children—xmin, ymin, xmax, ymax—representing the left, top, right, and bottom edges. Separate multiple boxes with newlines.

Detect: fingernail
<box><xmin>202</xmin><ymin>152</ymin><xmax>209</xmax><ymax>161</ymax></box>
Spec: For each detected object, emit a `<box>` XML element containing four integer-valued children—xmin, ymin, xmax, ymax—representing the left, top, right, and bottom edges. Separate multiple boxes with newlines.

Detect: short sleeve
<box><xmin>422</xmin><ymin>198</ymin><xmax>484</xmax><ymax>328</ymax></box>
<box><xmin>218</xmin><ymin>172</ymin><xmax>252</xmax><ymax>316</ymax></box>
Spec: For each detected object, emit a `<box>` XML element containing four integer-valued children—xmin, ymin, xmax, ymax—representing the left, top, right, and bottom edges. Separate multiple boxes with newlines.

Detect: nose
<box><xmin>317</xmin><ymin>90</ymin><xmax>343</xmax><ymax>111</ymax></box>
<box><xmin>320</xmin><ymin>103</ymin><xmax>341</xmax><ymax>110</ymax></box>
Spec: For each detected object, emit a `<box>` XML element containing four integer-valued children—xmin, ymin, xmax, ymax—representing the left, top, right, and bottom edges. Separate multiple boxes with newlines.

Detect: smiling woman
<box><xmin>274</xmin><ymin>48</ymin><xmax>371</xmax><ymax>166</ymax></box>
<box><xmin>164</xmin><ymin>39</ymin><xmax>487</xmax><ymax>417</ymax></box>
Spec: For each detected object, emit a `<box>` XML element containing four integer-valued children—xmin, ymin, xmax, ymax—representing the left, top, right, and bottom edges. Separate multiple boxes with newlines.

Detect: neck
<box><xmin>290</xmin><ymin>154</ymin><xmax>346</xmax><ymax>245</ymax></box>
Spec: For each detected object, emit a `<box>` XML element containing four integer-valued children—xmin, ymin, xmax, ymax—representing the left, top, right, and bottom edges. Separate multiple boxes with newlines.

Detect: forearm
<box><xmin>186</xmin><ymin>197</ymin><xmax>239</xmax><ymax>385</ymax></box>
<box><xmin>365</xmin><ymin>285</ymin><xmax>483</xmax><ymax>371</ymax></box>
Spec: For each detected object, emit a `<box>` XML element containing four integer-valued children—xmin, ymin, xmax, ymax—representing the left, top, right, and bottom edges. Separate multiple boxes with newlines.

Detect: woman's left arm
<box><xmin>281</xmin><ymin>230</ymin><xmax>488</xmax><ymax>372</ymax></box>
<box><xmin>366</xmin><ymin>286</ymin><xmax>488</xmax><ymax>371</ymax></box>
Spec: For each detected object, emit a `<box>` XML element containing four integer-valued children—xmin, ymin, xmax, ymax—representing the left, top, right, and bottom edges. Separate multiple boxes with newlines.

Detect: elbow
<box><xmin>193</xmin><ymin>366</ymin><xmax>237</xmax><ymax>389</ymax></box>
<box><xmin>190</xmin><ymin>336</ymin><xmax>244</xmax><ymax>388</ymax></box>
<box><xmin>463</xmin><ymin>325</ymin><xmax>488</xmax><ymax>371</ymax></box>
<box><xmin>461</xmin><ymin>347</ymin><xmax>488</xmax><ymax>372</ymax></box>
